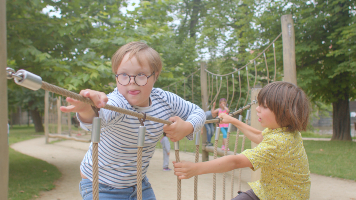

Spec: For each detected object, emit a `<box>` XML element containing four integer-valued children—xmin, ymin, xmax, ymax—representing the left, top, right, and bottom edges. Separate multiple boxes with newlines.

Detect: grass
<box><xmin>157</xmin><ymin>130</ymin><xmax>356</xmax><ymax>181</ymax></box>
<box><xmin>303</xmin><ymin>140</ymin><xmax>356</xmax><ymax>181</ymax></box>
<box><xmin>8</xmin><ymin>125</ymin><xmax>61</xmax><ymax>200</ymax></box>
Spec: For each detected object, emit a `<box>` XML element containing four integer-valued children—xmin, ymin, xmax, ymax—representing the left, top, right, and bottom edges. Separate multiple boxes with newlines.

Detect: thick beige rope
<box><xmin>175</xmin><ymin>150</ymin><xmax>181</xmax><ymax>200</ymax></box>
<box><xmin>238</xmin><ymin>116</ymin><xmax>249</xmax><ymax>192</ymax></box>
<box><xmin>231</xmin><ymin>126</ymin><xmax>241</xmax><ymax>199</ymax></box>
<box><xmin>264</xmin><ymin>52</ymin><xmax>270</xmax><ymax>84</ymax></box>
<box><xmin>222</xmin><ymin>129</ymin><xmax>231</xmax><ymax>200</ymax></box>
<box><xmin>212</xmin><ymin>135</ymin><xmax>219</xmax><ymax>200</ymax></box>
<box><xmin>92</xmin><ymin>143</ymin><xmax>99</xmax><ymax>200</ymax></box>
<box><xmin>40</xmin><ymin>81</ymin><xmax>173</xmax><ymax>125</ymax></box>
<box><xmin>205</xmin><ymin>103</ymin><xmax>254</xmax><ymax>124</ymax></box>
<box><xmin>194</xmin><ymin>145</ymin><xmax>199</xmax><ymax>200</ymax></box>
<box><xmin>137</xmin><ymin>147</ymin><xmax>143</xmax><ymax>200</ymax></box>
<box><xmin>234</xmin><ymin>72</ymin><xmax>242</xmax><ymax>111</ymax></box>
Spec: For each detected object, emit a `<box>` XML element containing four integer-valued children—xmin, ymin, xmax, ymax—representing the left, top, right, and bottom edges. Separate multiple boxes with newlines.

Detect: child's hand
<box><xmin>163</xmin><ymin>116</ymin><xmax>194</xmax><ymax>142</ymax></box>
<box><xmin>219</xmin><ymin>113</ymin><xmax>233</xmax><ymax>124</ymax></box>
<box><xmin>60</xmin><ymin>89</ymin><xmax>108</xmax><ymax>123</ymax></box>
<box><xmin>173</xmin><ymin>161</ymin><xmax>197</xmax><ymax>179</ymax></box>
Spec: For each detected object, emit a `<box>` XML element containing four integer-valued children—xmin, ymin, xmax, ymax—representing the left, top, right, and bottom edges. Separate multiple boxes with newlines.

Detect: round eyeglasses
<box><xmin>115</xmin><ymin>72</ymin><xmax>155</xmax><ymax>86</ymax></box>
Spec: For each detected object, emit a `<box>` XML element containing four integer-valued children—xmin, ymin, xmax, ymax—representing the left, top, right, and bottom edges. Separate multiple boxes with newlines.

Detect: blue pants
<box><xmin>79</xmin><ymin>177</ymin><xmax>156</xmax><ymax>200</ymax></box>
<box><xmin>204</xmin><ymin>123</ymin><xmax>214</xmax><ymax>143</ymax></box>
<box><xmin>163</xmin><ymin>151</ymin><xmax>169</xmax><ymax>168</ymax></box>
<box><xmin>220</xmin><ymin>127</ymin><xmax>228</xmax><ymax>138</ymax></box>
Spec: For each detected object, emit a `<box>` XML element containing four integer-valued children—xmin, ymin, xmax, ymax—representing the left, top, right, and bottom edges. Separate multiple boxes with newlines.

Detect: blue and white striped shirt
<box><xmin>79</xmin><ymin>87</ymin><xmax>205</xmax><ymax>188</ymax></box>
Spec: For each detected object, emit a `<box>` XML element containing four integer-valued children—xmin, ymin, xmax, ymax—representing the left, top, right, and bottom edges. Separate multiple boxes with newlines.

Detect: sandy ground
<box><xmin>11</xmin><ymin>137</ymin><xmax>356</xmax><ymax>200</ymax></box>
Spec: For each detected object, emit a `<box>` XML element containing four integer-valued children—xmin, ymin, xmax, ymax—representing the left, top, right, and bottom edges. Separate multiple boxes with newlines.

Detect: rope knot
<box><xmin>138</xmin><ymin>112</ymin><xmax>146</xmax><ymax>126</ymax></box>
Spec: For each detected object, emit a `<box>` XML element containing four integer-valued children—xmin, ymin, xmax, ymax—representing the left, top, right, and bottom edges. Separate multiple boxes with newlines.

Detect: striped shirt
<box><xmin>78</xmin><ymin>87</ymin><xmax>205</xmax><ymax>189</ymax></box>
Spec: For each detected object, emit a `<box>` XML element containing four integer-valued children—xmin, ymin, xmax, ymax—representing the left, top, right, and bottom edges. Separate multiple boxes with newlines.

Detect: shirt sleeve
<box><xmin>241</xmin><ymin>136</ymin><xmax>278</xmax><ymax>171</ymax></box>
<box><xmin>162</xmin><ymin>90</ymin><xmax>206</xmax><ymax>140</ymax></box>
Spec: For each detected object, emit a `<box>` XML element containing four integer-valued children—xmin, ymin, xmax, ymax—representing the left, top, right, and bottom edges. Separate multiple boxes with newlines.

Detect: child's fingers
<box><xmin>59</xmin><ymin>105</ymin><xmax>76</xmax><ymax>113</ymax></box>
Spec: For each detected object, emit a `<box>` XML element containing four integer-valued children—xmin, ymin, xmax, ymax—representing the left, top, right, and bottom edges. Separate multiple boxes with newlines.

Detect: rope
<box><xmin>192</xmin><ymin>74</ymin><xmax>194</xmax><ymax>103</ymax></box>
<box><xmin>92</xmin><ymin>143</ymin><xmax>99</xmax><ymax>200</ymax></box>
<box><xmin>210</xmin><ymin>77</ymin><xmax>223</xmax><ymax>108</ymax></box>
<box><xmin>228</xmin><ymin>74</ymin><xmax>235</xmax><ymax>110</ymax></box>
<box><xmin>205</xmin><ymin>103</ymin><xmax>255</xmax><ymax>124</ymax></box>
<box><xmin>194</xmin><ymin>145</ymin><xmax>200</xmax><ymax>200</ymax></box>
<box><xmin>40</xmin><ymin>81</ymin><xmax>173</xmax><ymax>125</ymax></box>
<box><xmin>243</xmin><ymin>67</ymin><xmax>250</xmax><ymax>107</ymax></box>
<box><xmin>210</xmin><ymin>75</ymin><xmax>214</xmax><ymax>105</ymax></box>
<box><xmin>212</xmin><ymin>136</ymin><xmax>219</xmax><ymax>200</ymax></box>
<box><xmin>226</xmin><ymin>76</ymin><xmax>229</xmax><ymax>105</ymax></box>
<box><xmin>273</xmin><ymin>43</ymin><xmax>277</xmax><ymax>82</ymax></box>
<box><xmin>254</xmin><ymin>60</ymin><xmax>257</xmax><ymax>88</ymax></box>
<box><xmin>222</xmin><ymin>129</ymin><xmax>231</xmax><ymax>200</ymax></box>
<box><xmin>231</xmin><ymin>120</ymin><xmax>241</xmax><ymax>199</ymax></box>
<box><xmin>204</xmin><ymin>32</ymin><xmax>282</xmax><ymax>77</ymax></box>
<box><xmin>175</xmin><ymin>150</ymin><xmax>181</xmax><ymax>200</ymax></box>
<box><xmin>238</xmin><ymin>116</ymin><xmax>249</xmax><ymax>192</ymax></box>
<box><xmin>161</xmin><ymin>68</ymin><xmax>200</xmax><ymax>90</ymax></box>
<box><xmin>234</xmin><ymin>71</ymin><xmax>242</xmax><ymax>111</ymax></box>
<box><xmin>137</xmin><ymin>147</ymin><xmax>143</xmax><ymax>200</ymax></box>
<box><xmin>264</xmin><ymin>52</ymin><xmax>270</xmax><ymax>84</ymax></box>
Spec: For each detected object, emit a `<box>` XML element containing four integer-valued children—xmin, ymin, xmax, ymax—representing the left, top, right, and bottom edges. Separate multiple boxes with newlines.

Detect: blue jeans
<box><xmin>79</xmin><ymin>176</ymin><xmax>156</xmax><ymax>200</ymax></box>
<box><xmin>204</xmin><ymin>123</ymin><xmax>214</xmax><ymax>143</ymax></box>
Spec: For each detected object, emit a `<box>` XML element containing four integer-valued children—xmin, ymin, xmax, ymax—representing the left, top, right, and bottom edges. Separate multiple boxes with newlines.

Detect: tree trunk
<box><xmin>332</xmin><ymin>97</ymin><xmax>351</xmax><ymax>141</ymax></box>
<box><xmin>31</xmin><ymin>108</ymin><xmax>44</xmax><ymax>133</ymax></box>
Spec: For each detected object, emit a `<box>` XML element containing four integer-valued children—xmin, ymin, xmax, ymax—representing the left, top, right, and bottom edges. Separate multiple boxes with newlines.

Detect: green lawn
<box><xmin>158</xmin><ymin>131</ymin><xmax>356</xmax><ymax>181</ymax></box>
<box><xmin>8</xmin><ymin>125</ymin><xmax>61</xmax><ymax>200</ymax></box>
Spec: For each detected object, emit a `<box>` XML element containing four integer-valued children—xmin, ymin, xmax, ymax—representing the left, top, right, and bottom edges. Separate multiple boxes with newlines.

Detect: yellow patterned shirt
<box><xmin>242</xmin><ymin>127</ymin><xmax>311</xmax><ymax>200</ymax></box>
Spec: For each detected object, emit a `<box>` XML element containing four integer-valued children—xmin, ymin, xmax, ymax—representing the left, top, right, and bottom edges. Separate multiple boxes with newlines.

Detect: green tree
<box><xmin>257</xmin><ymin>0</ymin><xmax>356</xmax><ymax>140</ymax></box>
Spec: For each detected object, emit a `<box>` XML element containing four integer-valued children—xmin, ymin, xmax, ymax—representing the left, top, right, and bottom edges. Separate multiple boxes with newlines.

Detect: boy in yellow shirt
<box><xmin>174</xmin><ymin>81</ymin><xmax>311</xmax><ymax>200</ymax></box>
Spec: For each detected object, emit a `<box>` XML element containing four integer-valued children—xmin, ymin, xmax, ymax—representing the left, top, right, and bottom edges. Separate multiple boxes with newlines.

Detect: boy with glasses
<box><xmin>60</xmin><ymin>42</ymin><xmax>205</xmax><ymax>200</ymax></box>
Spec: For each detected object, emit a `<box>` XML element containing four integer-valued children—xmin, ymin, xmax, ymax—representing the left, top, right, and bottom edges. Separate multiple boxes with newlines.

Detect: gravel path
<box><xmin>11</xmin><ymin>137</ymin><xmax>356</xmax><ymax>200</ymax></box>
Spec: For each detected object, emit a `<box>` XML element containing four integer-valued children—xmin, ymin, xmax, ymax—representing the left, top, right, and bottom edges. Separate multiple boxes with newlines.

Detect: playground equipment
<box><xmin>3</xmin><ymin>13</ymin><xmax>296</xmax><ymax>200</ymax></box>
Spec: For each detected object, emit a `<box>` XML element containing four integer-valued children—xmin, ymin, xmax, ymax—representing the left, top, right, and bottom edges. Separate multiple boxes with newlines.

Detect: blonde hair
<box><xmin>111</xmin><ymin>42</ymin><xmax>162</xmax><ymax>79</ymax></box>
<box><xmin>257</xmin><ymin>81</ymin><xmax>310</xmax><ymax>132</ymax></box>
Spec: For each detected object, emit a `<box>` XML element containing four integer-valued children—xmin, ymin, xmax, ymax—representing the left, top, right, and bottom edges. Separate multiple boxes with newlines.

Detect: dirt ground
<box><xmin>11</xmin><ymin>137</ymin><xmax>356</xmax><ymax>200</ymax></box>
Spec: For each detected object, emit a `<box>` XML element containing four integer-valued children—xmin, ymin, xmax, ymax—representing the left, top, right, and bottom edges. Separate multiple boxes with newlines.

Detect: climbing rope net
<box><xmin>7</xmin><ymin>31</ymin><xmax>283</xmax><ymax>200</ymax></box>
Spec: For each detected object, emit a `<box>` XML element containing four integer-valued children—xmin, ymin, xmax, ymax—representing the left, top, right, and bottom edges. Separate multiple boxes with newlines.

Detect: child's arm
<box><xmin>60</xmin><ymin>89</ymin><xmax>108</xmax><ymax>123</ymax></box>
<box><xmin>163</xmin><ymin>116</ymin><xmax>194</xmax><ymax>142</ymax></box>
<box><xmin>211</xmin><ymin>102</ymin><xmax>219</xmax><ymax>118</ymax></box>
<box><xmin>173</xmin><ymin>154</ymin><xmax>252</xmax><ymax>179</ymax></box>
<box><xmin>219</xmin><ymin>113</ymin><xmax>263</xmax><ymax>144</ymax></box>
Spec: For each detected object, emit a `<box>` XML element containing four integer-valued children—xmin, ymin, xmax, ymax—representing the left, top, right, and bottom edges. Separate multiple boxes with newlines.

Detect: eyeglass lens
<box><xmin>117</xmin><ymin>74</ymin><xmax>148</xmax><ymax>86</ymax></box>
